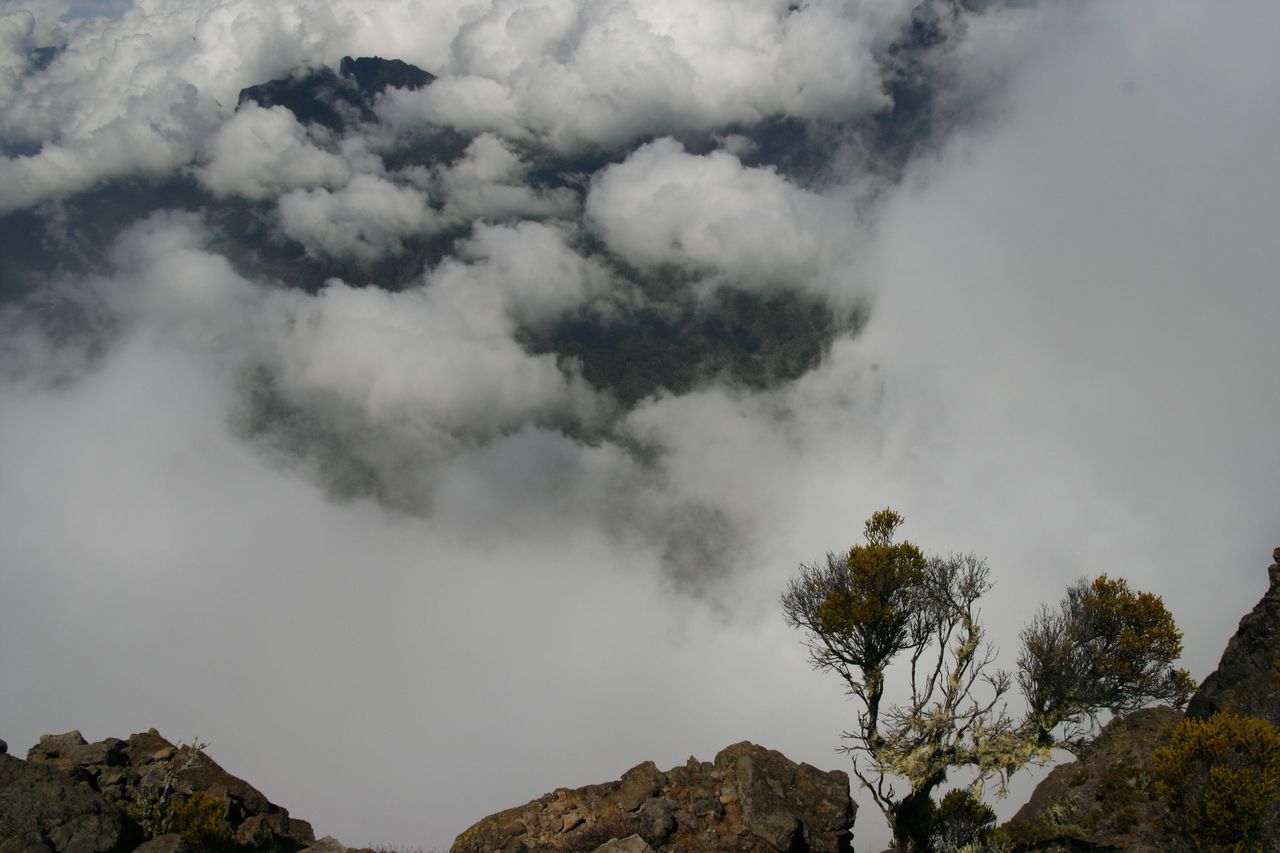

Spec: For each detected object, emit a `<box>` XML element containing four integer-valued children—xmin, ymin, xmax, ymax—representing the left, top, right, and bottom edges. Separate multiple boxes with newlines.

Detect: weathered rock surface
<box><xmin>15</xmin><ymin>729</ymin><xmax>313</xmax><ymax>853</ymax></box>
<box><xmin>0</xmin><ymin>753</ymin><xmax>136</xmax><ymax>853</ymax></box>
<box><xmin>1004</xmin><ymin>707</ymin><xmax>1181</xmax><ymax>852</ymax></box>
<box><xmin>451</xmin><ymin>741</ymin><xmax>854</xmax><ymax>853</ymax></box>
<box><xmin>129</xmin><ymin>835</ymin><xmax>191</xmax><ymax>853</ymax></box>
<box><xmin>1186</xmin><ymin>547</ymin><xmax>1280</xmax><ymax>724</ymax></box>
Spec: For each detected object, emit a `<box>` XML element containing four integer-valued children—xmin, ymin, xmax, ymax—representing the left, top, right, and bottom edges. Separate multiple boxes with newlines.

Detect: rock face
<box><xmin>0</xmin><ymin>753</ymin><xmax>137</xmax><ymax>853</ymax></box>
<box><xmin>1186</xmin><ymin>547</ymin><xmax>1280</xmax><ymax>724</ymax></box>
<box><xmin>6</xmin><ymin>729</ymin><xmax>314</xmax><ymax>853</ymax></box>
<box><xmin>1004</xmin><ymin>707</ymin><xmax>1181</xmax><ymax>852</ymax></box>
<box><xmin>451</xmin><ymin>742</ymin><xmax>855</xmax><ymax>853</ymax></box>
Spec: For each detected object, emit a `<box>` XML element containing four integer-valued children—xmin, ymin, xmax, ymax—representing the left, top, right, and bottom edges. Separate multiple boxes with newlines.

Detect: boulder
<box><xmin>0</xmin><ymin>754</ymin><xmax>137</xmax><ymax>853</ymax></box>
<box><xmin>591</xmin><ymin>837</ymin><xmax>654</xmax><ymax>853</ymax></box>
<box><xmin>25</xmin><ymin>730</ymin><xmax>312</xmax><ymax>853</ymax></box>
<box><xmin>451</xmin><ymin>742</ymin><xmax>854</xmax><ymax>853</ymax></box>
<box><xmin>1004</xmin><ymin>707</ymin><xmax>1181</xmax><ymax>852</ymax></box>
<box><xmin>130</xmin><ymin>835</ymin><xmax>190</xmax><ymax>853</ymax></box>
<box><xmin>297</xmin><ymin>837</ymin><xmax>351</xmax><ymax>853</ymax></box>
<box><xmin>1186</xmin><ymin>547</ymin><xmax>1280</xmax><ymax>723</ymax></box>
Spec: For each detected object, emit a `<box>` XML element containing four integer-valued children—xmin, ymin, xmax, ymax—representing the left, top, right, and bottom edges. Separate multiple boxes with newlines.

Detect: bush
<box><xmin>1152</xmin><ymin>712</ymin><xmax>1280</xmax><ymax>851</ymax></box>
<box><xmin>165</xmin><ymin>791</ymin><xmax>234</xmax><ymax>853</ymax></box>
<box><xmin>924</xmin><ymin>789</ymin><xmax>1006</xmax><ymax>852</ymax></box>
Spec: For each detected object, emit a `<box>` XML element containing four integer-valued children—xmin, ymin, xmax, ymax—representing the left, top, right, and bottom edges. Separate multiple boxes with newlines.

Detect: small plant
<box><xmin>924</xmin><ymin>789</ymin><xmax>1005</xmax><ymax>852</ymax></box>
<box><xmin>130</xmin><ymin>738</ymin><xmax>209</xmax><ymax>837</ymax></box>
<box><xmin>166</xmin><ymin>790</ymin><xmax>234</xmax><ymax>853</ymax></box>
<box><xmin>1152</xmin><ymin>712</ymin><xmax>1280</xmax><ymax>852</ymax></box>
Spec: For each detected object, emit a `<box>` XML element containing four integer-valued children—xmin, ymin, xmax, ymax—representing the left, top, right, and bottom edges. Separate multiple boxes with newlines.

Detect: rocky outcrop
<box><xmin>0</xmin><ymin>753</ymin><xmax>138</xmax><ymax>853</ymax></box>
<box><xmin>1004</xmin><ymin>707</ymin><xmax>1181</xmax><ymax>851</ymax></box>
<box><xmin>451</xmin><ymin>742</ymin><xmax>854</xmax><ymax>853</ymax></box>
<box><xmin>7</xmin><ymin>730</ymin><xmax>313</xmax><ymax>853</ymax></box>
<box><xmin>1186</xmin><ymin>547</ymin><xmax>1280</xmax><ymax>724</ymax></box>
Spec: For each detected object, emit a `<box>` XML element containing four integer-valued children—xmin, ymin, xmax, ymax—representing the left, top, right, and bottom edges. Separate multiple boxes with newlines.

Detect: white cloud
<box><xmin>378</xmin><ymin>0</ymin><xmax>915</xmax><ymax>149</ymax></box>
<box><xmin>0</xmin><ymin>9</ymin><xmax>35</xmax><ymax>104</ymax></box>
<box><xmin>276</xmin><ymin>173</ymin><xmax>436</xmax><ymax>261</ymax></box>
<box><xmin>433</xmin><ymin>133</ymin><xmax>578</xmax><ymax>223</ymax></box>
<box><xmin>197</xmin><ymin>104</ymin><xmax>352</xmax><ymax>200</ymax></box>
<box><xmin>435</xmin><ymin>219</ymin><xmax>612</xmax><ymax>325</ymax></box>
<box><xmin>585</xmin><ymin>137</ymin><xmax>856</xmax><ymax>296</ymax></box>
<box><xmin>0</xmin><ymin>0</ymin><xmax>919</xmax><ymax>212</ymax></box>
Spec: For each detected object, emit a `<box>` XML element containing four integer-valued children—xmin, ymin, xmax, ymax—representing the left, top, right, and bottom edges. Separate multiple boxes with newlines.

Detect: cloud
<box><xmin>2</xmin><ymin>4</ymin><xmax>1280</xmax><ymax>853</ymax></box>
<box><xmin>585</xmin><ymin>137</ymin><xmax>857</xmax><ymax>297</ymax></box>
<box><xmin>0</xmin><ymin>0</ymin><xmax>920</xmax><ymax>212</ymax></box>
<box><xmin>378</xmin><ymin>0</ymin><xmax>914</xmax><ymax>149</ymax></box>
<box><xmin>197</xmin><ymin>104</ymin><xmax>352</xmax><ymax>200</ymax></box>
<box><xmin>276</xmin><ymin>173</ymin><xmax>436</xmax><ymax>261</ymax></box>
<box><xmin>0</xmin><ymin>9</ymin><xmax>35</xmax><ymax>105</ymax></box>
<box><xmin>432</xmin><ymin>133</ymin><xmax>578</xmax><ymax>223</ymax></box>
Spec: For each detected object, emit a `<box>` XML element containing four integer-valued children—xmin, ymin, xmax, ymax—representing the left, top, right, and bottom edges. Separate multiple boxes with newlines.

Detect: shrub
<box><xmin>924</xmin><ymin>789</ymin><xmax>1004</xmax><ymax>852</ymax></box>
<box><xmin>165</xmin><ymin>791</ymin><xmax>234</xmax><ymax>853</ymax></box>
<box><xmin>1152</xmin><ymin>712</ymin><xmax>1280</xmax><ymax>851</ymax></box>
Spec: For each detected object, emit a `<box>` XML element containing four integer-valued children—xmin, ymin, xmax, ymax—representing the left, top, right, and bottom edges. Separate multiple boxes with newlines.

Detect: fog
<box><xmin>2</xmin><ymin>1</ymin><xmax>1278</xmax><ymax>851</ymax></box>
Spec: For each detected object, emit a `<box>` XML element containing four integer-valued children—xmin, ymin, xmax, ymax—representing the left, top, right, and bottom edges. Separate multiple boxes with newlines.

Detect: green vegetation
<box><xmin>781</xmin><ymin>509</ymin><xmax>1191</xmax><ymax>852</ymax></box>
<box><xmin>921</xmin><ymin>789</ymin><xmax>1007</xmax><ymax>852</ymax></box>
<box><xmin>522</xmin><ymin>282</ymin><xmax>853</xmax><ymax>405</ymax></box>
<box><xmin>1152</xmin><ymin>712</ymin><xmax>1280</xmax><ymax>851</ymax></box>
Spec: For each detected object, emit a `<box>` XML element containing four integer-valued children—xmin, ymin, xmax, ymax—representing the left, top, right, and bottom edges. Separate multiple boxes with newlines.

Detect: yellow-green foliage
<box><xmin>818</xmin><ymin>508</ymin><xmax>927</xmax><ymax>651</ymax></box>
<box><xmin>1079</xmin><ymin>575</ymin><xmax>1195</xmax><ymax>706</ymax></box>
<box><xmin>166</xmin><ymin>791</ymin><xmax>234</xmax><ymax>853</ymax></box>
<box><xmin>1152</xmin><ymin>712</ymin><xmax>1280</xmax><ymax>852</ymax></box>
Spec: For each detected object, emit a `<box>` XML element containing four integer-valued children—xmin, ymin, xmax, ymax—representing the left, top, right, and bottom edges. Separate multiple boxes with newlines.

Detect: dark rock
<box><xmin>1186</xmin><ymin>547</ymin><xmax>1280</xmax><ymax>724</ymax></box>
<box><xmin>237</xmin><ymin>56</ymin><xmax>433</xmax><ymax>132</ymax></box>
<box><xmin>24</xmin><ymin>730</ymin><xmax>312</xmax><ymax>853</ymax></box>
<box><xmin>1004</xmin><ymin>707</ymin><xmax>1182</xmax><ymax>852</ymax></box>
<box><xmin>451</xmin><ymin>742</ymin><xmax>854</xmax><ymax>853</ymax></box>
<box><xmin>28</xmin><ymin>735</ymin><xmax>126</xmax><ymax>781</ymax></box>
<box><xmin>338</xmin><ymin>56</ymin><xmax>434</xmax><ymax>96</ymax></box>
<box><xmin>0</xmin><ymin>754</ymin><xmax>137</xmax><ymax>853</ymax></box>
<box><xmin>616</xmin><ymin>762</ymin><xmax>664</xmax><ymax>812</ymax></box>
<box><xmin>27</xmin><ymin>732</ymin><xmax>87</xmax><ymax>761</ymax></box>
<box><xmin>0</xmin><ymin>741</ymin><xmax>6</xmax><ymax>756</ymax></box>
<box><xmin>297</xmin><ymin>838</ymin><xmax>350</xmax><ymax>853</ymax></box>
<box><xmin>715</xmin><ymin>741</ymin><xmax>853</xmax><ymax>852</ymax></box>
<box><xmin>130</xmin><ymin>836</ymin><xmax>190</xmax><ymax>853</ymax></box>
<box><xmin>0</xmin><ymin>832</ymin><xmax>54</xmax><ymax>853</ymax></box>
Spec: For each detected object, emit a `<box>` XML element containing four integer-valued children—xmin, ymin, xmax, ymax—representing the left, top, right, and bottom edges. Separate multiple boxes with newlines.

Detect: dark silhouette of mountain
<box><xmin>237</xmin><ymin>55</ymin><xmax>434</xmax><ymax>132</ymax></box>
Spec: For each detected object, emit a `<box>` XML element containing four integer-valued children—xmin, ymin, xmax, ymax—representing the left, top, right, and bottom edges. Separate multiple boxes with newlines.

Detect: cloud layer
<box><xmin>2</xmin><ymin>2</ymin><xmax>1279</xmax><ymax>852</ymax></box>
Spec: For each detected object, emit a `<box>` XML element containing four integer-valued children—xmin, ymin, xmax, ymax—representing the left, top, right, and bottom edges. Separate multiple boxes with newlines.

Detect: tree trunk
<box><xmin>890</xmin><ymin>775</ymin><xmax>945</xmax><ymax>852</ymax></box>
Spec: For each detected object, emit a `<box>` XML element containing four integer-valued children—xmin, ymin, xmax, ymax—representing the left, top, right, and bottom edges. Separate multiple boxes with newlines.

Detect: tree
<box><xmin>1019</xmin><ymin>575</ymin><xmax>1196</xmax><ymax>753</ymax></box>
<box><xmin>782</xmin><ymin>509</ymin><xmax>1192</xmax><ymax>852</ymax></box>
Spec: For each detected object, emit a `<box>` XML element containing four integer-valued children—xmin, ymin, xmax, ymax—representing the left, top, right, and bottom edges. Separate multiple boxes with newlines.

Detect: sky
<box><xmin>1</xmin><ymin>1</ymin><xmax>1279</xmax><ymax>851</ymax></box>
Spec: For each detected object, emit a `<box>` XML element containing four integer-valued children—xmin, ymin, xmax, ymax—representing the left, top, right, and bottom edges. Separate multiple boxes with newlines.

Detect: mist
<box><xmin>2</xmin><ymin>1</ymin><xmax>1278</xmax><ymax>851</ymax></box>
